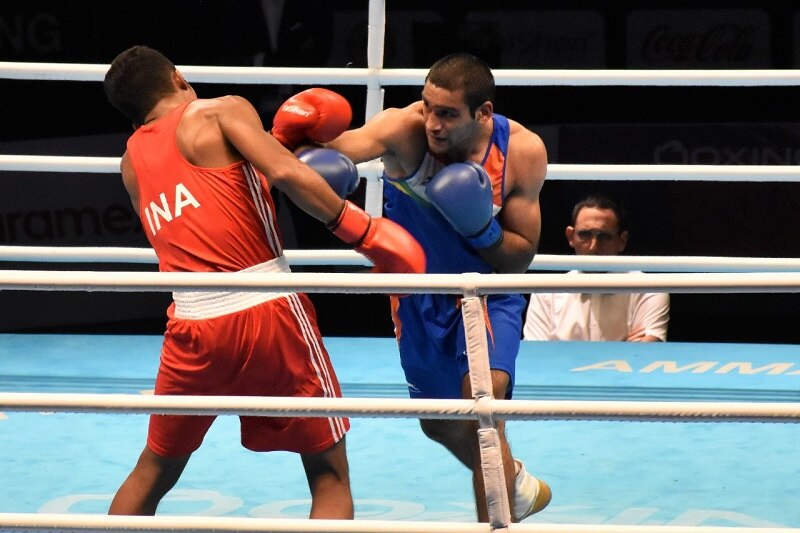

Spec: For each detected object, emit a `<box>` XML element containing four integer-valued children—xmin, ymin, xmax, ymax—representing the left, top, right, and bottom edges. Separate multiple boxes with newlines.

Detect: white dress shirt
<box><xmin>523</xmin><ymin>271</ymin><xmax>669</xmax><ymax>341</ymax></box>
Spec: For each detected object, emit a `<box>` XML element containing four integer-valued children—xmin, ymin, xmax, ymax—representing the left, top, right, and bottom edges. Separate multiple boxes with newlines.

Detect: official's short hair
<box><xmin>104</xmin><ymin>45</ymin><xmax>177</xmax><ymax>126</ymax></box>
<box><xmin>425</xmin><ymin>53</ymin><xmax>495</xmax><ymax>114</ymax></box>
<box><xmin>571</xmin><ymin>195</ymin><xmax>628</xmax><ymax>233</ymax></box>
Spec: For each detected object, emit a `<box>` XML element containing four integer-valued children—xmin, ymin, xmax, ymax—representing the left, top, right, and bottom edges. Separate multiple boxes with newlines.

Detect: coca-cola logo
<box><xmin>641</xmin><ymin>23</ymin><xmax>756</xmax><ymax>64</ymax></box>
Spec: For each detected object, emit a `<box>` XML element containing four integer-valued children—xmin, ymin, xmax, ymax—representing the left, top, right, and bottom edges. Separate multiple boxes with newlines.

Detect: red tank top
<box><xmin>127</xmin><ymin>102</ymin><xmax>283</xmax><ymax>273</ymax></box>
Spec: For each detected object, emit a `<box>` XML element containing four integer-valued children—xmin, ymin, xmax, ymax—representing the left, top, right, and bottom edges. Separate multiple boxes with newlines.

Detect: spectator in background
<box><xmin>523</xmin><ymin>195</ymin><xmax>669</xmax><ymax>342</ymax></box>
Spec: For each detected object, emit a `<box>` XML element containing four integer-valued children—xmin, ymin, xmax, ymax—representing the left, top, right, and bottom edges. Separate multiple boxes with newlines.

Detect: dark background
<box><xmin>2</xmin><ymin>0</ymin><xmax>800</xmax><ymax>343</ymax></box>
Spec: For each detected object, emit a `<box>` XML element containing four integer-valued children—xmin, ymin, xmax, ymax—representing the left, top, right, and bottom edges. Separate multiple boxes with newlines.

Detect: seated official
<box><xmin>524</xmin><ymin>195</ymin><xmax>669</xmax><ymax>342</ymax></box>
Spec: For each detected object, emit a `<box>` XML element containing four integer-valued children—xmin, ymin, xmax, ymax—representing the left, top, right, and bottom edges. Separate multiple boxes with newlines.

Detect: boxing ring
<box><xmin>1</xmin><ymin>0</ymin><xmax>800</xmax><ymax>531</ymax></box>
<box><xmin>1</xmin><ymin>332</ymin><xmax>799</xmax><ymax>532</ymax></box>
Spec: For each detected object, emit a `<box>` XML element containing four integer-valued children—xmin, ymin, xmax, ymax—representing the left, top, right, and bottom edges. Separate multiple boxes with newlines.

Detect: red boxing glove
<box><xmin>272</xmin><ymin>88</ymin><xmax>352</xmax><ymax>150</ymax></box>
<box><xmin>328</xmin><ymin>201</ymin><xmax>426</xmax><ymax>274</ymax></box>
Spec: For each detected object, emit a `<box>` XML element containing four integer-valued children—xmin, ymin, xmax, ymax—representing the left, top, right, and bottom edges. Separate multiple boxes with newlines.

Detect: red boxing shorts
<box><xmin>147</xmin><ymin>292</ymin><xmax>349</xmax><ymax>457</ymax></box>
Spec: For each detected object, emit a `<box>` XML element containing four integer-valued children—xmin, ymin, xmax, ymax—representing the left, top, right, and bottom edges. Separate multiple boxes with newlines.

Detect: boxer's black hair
<box><xmin>426</xmin><ymin>53</ymin><xmax>495</xmax><ymax>114</ymax></box>
<box><xmin>104</xmin><ymin>45</ymin><xmax>177</xmax><ymax>126</ymax></box>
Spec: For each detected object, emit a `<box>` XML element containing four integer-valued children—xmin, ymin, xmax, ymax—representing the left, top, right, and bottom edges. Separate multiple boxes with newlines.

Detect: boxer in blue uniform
<box><xmin>383</xmin><ymin>120</ymin><xmax>524</xmax><ymax>402</ymax></box>
<box><xmin>275</xmin><ymin>53</ymin><xmax>550</xmax><ymax>522</ymax></box>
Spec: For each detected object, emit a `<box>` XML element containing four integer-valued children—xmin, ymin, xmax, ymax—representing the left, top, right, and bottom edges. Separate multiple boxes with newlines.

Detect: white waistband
<box><xmin>173</xmin><ymin>256</ymin><xmax>292</xmax><ymax>320</ymax></box>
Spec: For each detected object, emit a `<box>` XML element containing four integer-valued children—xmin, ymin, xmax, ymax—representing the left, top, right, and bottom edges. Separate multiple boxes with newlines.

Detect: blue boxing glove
<box><xmin>426</xmin><ymin>162</ymin><xmax>503</xmax><ymax>249</ymax></box>
<box><xmin>298</xmin><ymin>147</ymin><xmax>359</xmax><ymax>198</ymax></box>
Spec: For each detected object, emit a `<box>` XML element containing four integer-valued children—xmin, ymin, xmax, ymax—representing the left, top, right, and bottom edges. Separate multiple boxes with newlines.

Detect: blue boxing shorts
<box><xmin>390</xmin><ymin>293</ymin><xmax>526</xmax><ymax>400</ymax></box>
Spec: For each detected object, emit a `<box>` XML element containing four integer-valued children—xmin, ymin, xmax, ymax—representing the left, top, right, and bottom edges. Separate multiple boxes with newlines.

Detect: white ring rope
<box><xmin>4</xmin><ymin>61</ymin><xmax>800</xmax><ymax>86</ymax></box>
<box><xmin>4</xmin><ymin>246</ymin><xmax>800</xmax><ymax>273</ymax></box>
<box><xmin>1</xmin><ymin>393</ymin><xmax>797</xmax><ymax>423</ymax></box>
<box><xmin>2</xmin><ymin>155</ymin><xmax>799</xmax><ymax>183</ymax></box>
<box><xmin>1</xmin><ymin>513</ymin><xmax>797</xmax><ymax>533</ymax></box>
<box><xmin>3</xmin><ymin>269</ymin><xmax>800</xmax><ymax>294</ymax></box>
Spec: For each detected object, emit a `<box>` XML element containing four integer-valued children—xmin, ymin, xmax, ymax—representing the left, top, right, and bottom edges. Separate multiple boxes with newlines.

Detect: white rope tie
<box><xmin>462</xmin><ymin>297</ymin><xmax>511</xmax><ymax>529</ymax></box>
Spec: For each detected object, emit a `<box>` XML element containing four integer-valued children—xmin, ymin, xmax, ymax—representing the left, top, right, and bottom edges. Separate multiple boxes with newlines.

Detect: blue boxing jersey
<box><xmin>383</xmin><ymin>114</ymin><xmax>526</xmax><ymax>400</ymax></box>
<box><xmin>383</xmin><ymin>114</ymin><xmax>510</xmax><ymax>274</ymax></box>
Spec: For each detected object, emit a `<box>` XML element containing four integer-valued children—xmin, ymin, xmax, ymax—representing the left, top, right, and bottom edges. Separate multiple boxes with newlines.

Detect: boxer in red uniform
<box><xmin>103</xmin><ymin>45</ymin><xmax>424</xmax><ymax>519</ymax></box>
